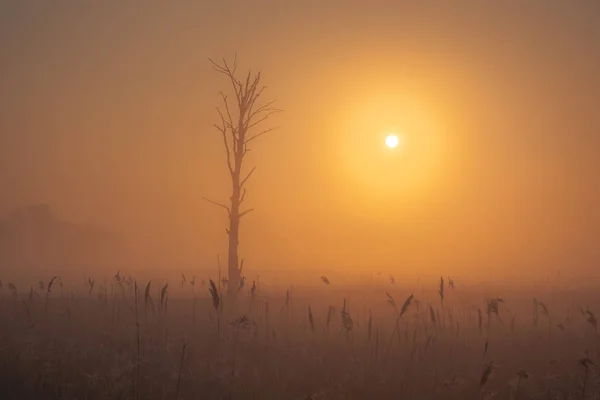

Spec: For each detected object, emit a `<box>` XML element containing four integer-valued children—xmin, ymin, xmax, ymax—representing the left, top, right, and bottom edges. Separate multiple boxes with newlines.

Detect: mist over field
<box><xmin>2</xmin><ymin>1</ymin><xmax>600</xmax><ymax>399</ymax></box>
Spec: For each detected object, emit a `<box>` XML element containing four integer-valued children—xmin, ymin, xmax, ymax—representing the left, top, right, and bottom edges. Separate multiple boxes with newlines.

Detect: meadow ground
<box><xmin>0</xmin><ymin>275</ymin><xmax>599</xmax><ymax>399</ymax></box>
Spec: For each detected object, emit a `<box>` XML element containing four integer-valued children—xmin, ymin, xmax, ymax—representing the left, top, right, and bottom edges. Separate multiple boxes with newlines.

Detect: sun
<box><xmin>385</xmin><ymin>134</ymin><xmax>400</xmax><ymax>149</ymax></box>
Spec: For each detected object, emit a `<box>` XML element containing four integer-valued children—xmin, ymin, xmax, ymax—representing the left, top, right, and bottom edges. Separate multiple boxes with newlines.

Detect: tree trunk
<box><xmin>227</xmin><ymin>163</ymin><xmax>241</xmax><ymax>299</ymax></box>
<box><xmin>227</xmin><ymin>214</ymin><xmax>240</xmax><ymax>299</ymax></box>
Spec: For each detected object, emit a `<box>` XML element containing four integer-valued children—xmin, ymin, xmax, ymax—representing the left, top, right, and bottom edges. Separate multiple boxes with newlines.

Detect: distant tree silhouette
<box><xmin>203</xmin><ymin>56</ymin><xmax>280</xmax><ymax>300</ymax></box>
<box><xmin>0</xmin><ymin>204</ymin><xmax>127</xmax><ymax>274</ymax></box>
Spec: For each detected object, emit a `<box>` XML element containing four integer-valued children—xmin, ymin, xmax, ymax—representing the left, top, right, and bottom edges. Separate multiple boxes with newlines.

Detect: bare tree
<box><xmin>203</xmin><ymin>56</ymin><xmax>281</xmax><ymax>299</ymax></box>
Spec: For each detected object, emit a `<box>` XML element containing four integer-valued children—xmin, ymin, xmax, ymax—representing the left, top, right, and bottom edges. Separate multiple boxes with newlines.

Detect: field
<box><xmin>0</xmin><ymin>274</ymin><xmax>598</xmax><ymax>400</ymax></box>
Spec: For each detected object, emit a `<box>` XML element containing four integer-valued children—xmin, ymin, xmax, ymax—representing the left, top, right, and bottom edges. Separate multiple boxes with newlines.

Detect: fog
<box><xmin>1</xmin><ymin>1</ymin><xmax>600</xmax><ymax>285</ymax></box>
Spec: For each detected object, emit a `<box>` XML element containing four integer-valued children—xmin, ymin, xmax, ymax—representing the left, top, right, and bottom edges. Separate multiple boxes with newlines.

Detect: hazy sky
<box><xmin>1</xmin><ymin>1</ymin><xmax>600</xmax><ymax>280</ymax></box>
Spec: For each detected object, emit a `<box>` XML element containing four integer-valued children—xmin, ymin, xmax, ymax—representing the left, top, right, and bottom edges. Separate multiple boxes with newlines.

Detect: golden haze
<box><xmin>0</xmin><ymin>2</ymin><xmax>599</xmax><ymax>284</ymax></box>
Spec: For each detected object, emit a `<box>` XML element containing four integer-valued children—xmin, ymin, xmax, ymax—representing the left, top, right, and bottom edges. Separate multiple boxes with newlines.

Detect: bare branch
<box><xmin>246</xmin><ymin>85</ymin><xmax>266</xmax><ymax>117</ymax></box>
<box><xmin>209</xmin><ymin>58</ymin><xmax>232</xmax><ymax>80</ymax></box>
<box><xmin>248</xmin><ymin>99</ymin><xmax>277</xmax><ymax>119</ymax></box>
<box><xmin>244</xmin><ymin>108</ymin><xmax>282</xmax><ymax>142</ymax></box>
<box><xmin>219</xmin><ymin>93</ymin><xmax>239</xmax><ymax>153</ymax></box>
<box><xmin>243</xmin><ymin>71</ymin><xmax>252</xmax><ymax>104</ymax></box>
<box><xmin>208</xmin><ymin>58</ymin><xmax>226</xmax><ymax>73</ymax></box>
<box><xmin>246</xmin><ymin>101</ymin><xmax>280</xmax><ymax>128</ymax></box>
<box><xmin>239</xmin><ymin>209</ymin><xmax>254</xmax><ymax>218</ymax></box>
<box><xmin>215</xmin><ymin>108</ymin><xmax>230</xmax><ymax>129</ymax></box>
<box><xmin>240</xmin><ymin>166</ymin><xmax>256</xmax><ymax>189</ymax></box>
<box><xmin>209</xmin><ymin>57</ymin><xmax>243</xmax><ymax>104</ymax></box>
<box><xmin>219</xmin><ymin>93</ymin><xmax>235</xmax><ymax>129</ymax></box>
<box><xmin>247</xmin><ymin>113</ymin><xmax>280</xmax><ymax>134</ymax></box>
<box><xmin>214</xmin><ymin>122</ymin><xmax>234</xmax><ymax>176</ymax></box>
<box><xmin>202</xmin><ymin>197</ymin><xmax>230</xmax><ymax>215</ymax></box>
<box><xmin>245</xmin><ymin>126</ymin><xmax>279</xmax><ymax>145</ymax></box>
<box><xmin>239</xmin><ymin>188</ymin><xmax>247</xmax><ymax>204</ymax></box>
<box><xmin>221</xmin><ymin>131</ymin><xmax>234</xmax><ymax>176</ymax></box>
<box><xmin>244</xmin><ymin>74</ymin><xmax>262</xmax><ymax>109</ymax></box>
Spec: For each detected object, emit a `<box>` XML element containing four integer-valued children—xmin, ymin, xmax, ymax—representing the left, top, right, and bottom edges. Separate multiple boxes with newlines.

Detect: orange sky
<box><xmin>1</xmin><ymin>2</ymin><xmax>600</xmax><ymax>281</ymax></box>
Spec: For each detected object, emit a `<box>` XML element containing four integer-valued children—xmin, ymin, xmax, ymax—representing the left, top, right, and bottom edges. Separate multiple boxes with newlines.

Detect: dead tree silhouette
<box><xmin>203</xmin><ymin>56</ymin><xmax>281</xmax><ymax>300</ymax></box>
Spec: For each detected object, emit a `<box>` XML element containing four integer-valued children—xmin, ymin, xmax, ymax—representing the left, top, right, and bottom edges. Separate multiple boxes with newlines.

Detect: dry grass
<box><xmin>0</xmin><ymin>274</ymin><xmax>599</xmax><ymax>400</ymax></box>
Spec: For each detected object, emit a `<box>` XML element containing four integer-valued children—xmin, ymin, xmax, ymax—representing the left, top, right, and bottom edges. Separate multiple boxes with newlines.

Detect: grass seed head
<box><xmin>399</xmin><ymin>293</ymin><xmax>415</xmax><ymax>317</ymax></box>
<box><xmin>340</xmin><ymin>310</ymin><xmax>353</xmax><ymax>332</ymax></box>
<box><xmin>480</xmin><ymin>361</ymin><xmax>497</xmax><ymax>389</ymax></box>
<box><xmin>385</xmin><ymin>292</ymin><xmax>397</xmax><ymax>311</ymax></box>
<box><xmin>208</xmin><ymin>280</ymin><xmax>220</xmax><ymax>311</ymax></box>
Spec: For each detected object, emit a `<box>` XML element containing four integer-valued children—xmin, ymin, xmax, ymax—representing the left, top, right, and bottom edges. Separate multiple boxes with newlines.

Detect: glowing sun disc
<box><xmin>385</xmin><ymin>134</ymin><xmax>399</xmax><ymax>148</ymax></box>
